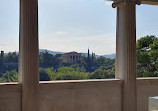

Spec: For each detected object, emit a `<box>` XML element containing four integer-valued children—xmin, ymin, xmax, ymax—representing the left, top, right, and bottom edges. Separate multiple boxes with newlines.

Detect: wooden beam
<box><xmin>111</xmin><ymin>0</ymin><xmax>158</xmax><ymax>5</ymax></box>
<box><xmin>141</xmin><ymin>0</ymin><xmax>158</xmax><ymax>5</ymax></box>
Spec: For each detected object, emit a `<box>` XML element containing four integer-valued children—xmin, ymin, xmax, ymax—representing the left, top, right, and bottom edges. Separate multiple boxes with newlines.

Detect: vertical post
<box><xmin>115</xmin><ymin>2</ymin><xmax>137</xmax><ymax>111</ymax></box>
<box><xmin>19</xmin><ymin>0</ymin><xmax>39</xmax><ymax>111</ymax></box>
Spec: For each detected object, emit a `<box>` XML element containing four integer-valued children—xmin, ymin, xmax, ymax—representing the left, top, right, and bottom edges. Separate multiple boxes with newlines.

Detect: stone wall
<box><xmin>1</xmin><ymin>78</ymin><xmax>158</xmax><ymax>111</ymax></box>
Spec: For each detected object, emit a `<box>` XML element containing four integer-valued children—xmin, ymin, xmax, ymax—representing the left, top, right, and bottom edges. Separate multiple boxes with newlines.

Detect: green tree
<box><xmin>0</xmin><ymin>77</ymin><xmax>6</xmax><ymax>83</ymax></box>
<box><xmin>39</xmin><ymin>68</ymin><xmax>50</xmax><ymax>81</ymax></box>
<box><xmin>89</xmin><ymin>66</ymin><xmax>115</xmax><ymax>79</ymax></box>
<box><xmin>45</xmin><ymin>67</ymin><xmax>57</xmax><ymax>80</ymax></box>
<box><xmin>2</xmin><ymin>70</ymin><xmax>18</xmax><ymax>82</ymax></box>
<box><xmin>96</xmin><ymin>56</ymin><xmax>115</xmax><ymax>67</ymax></box>
<box><xmin>136</xmin><ymin>35</ymin><xmax>158</xmax><ymax>77</ymax></box>
<box><xmin>39</xmin><ymin>51</ymin><xmax>62</xmax><ymax>68</ymax></box>
<box><xmin>55</xmin><ymin>66</ymin><xmax>89</xmax><ymax>80</ymax></box>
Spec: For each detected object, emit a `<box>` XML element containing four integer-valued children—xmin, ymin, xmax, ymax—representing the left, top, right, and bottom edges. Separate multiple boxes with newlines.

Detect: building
<box><xmin>62</xmin><ymin>51</ymin><xmax>82</xmax><ymax>63</ymax></box>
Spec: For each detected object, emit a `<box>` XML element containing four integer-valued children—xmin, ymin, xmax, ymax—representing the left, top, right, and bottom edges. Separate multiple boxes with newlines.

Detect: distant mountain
<box><xmin>3</xmin><ymin>49</ymin><xmax>116</xmax><ymax>59</ymax></box>
<box><xmin>103</xmin><ymin>54</ymin><xmax>116</xmax><ymax>59</ymax></box>
<box><xmin>82</xmin><ymin>53</ymin><xmax>115</xmax><ymax>59</ymax></box>
<box><xmin>39</xmin><ymin>49</ymin><xmax>63</xmax><ymax>55</ymax></box>
<box><xmin>39</xmin><ymin>50</ymin><xmax>116</xmax><ymax>59</ymax></box>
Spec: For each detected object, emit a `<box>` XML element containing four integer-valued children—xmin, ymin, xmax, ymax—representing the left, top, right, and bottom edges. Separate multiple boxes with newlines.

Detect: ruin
<box><xmin>62</xmin><ymin>52</ymin><xmax>82</xmax><ymax>63</ymax></box>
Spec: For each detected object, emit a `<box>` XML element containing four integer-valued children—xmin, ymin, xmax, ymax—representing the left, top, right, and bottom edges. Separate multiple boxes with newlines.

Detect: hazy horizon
<box><xmin>2</xmin><ymin>48</ymin><xmax>116</xmax><ymax>56</ymax></box>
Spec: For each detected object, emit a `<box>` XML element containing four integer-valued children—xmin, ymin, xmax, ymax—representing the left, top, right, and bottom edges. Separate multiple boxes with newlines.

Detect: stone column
<box><xmin>69</xmin><ymin>55</ymin><xmax>71</xmax><ymax>62</ymax></box>
<box><xmin>75</xmin><ymin>55</ymin><xmax>77</xmax><ymax>62</ymax></box>
<box><xmin>19</xmin><ymin>0</ymin><xmax>39</xmax><ymax>111</ymax></box>
<box><xmin>115</xmin><ymin>2</ymin><xmax>137</xmax><ymax>111</ymax></box>
<box><xmin>76</xmin><ymin>55</ymin><xmax>78</xmax><ymax>62</ymax></box>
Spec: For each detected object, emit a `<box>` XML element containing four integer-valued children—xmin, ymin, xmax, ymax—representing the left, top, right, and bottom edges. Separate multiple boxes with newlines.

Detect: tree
<box><xmin>45</xmin><ymin>67</ymin><xmax>57</xmax><ymax>80</ymax></box>
<box><xmin>136</xmin><ymin>35</ymin><xmax>158</xmax><ymax>77</ymax></box>
<box><xmin>39</xmin><ymin>51</ymin><xmax>61</xmax><ymax>68</ymax></box>
<box><xmin>0</xmin><ymin>52</ymin><xmax>18</xmax><ymax>76</ymax></box>
<box><xmin>89</xmin><ymin>66</ymin><xmax>115</xmax><ymax>79</ymax></box>
<box><xmin>96</xmin><ymin>56</ymin><xmax>115</xmax><ymax>67</ymax></box>
<box><xmin>54</xmin><ymin>66</ymin><xmax>89</xmax><ymax>80</ymax></box>
<box><xmin>0</xmin><ymin>77</ymin><xmax>6</xmax><ymax>83</ymax></box>
<box><xmin>39</xmin><ymin>68</ymin><xmax>50</xmax><ymax>81</ymax></box>
<box><xmin>2</xmin><ymin>70</ymin><xmax>18</xmax><ymax>82</ymax></box>
<box><xmin>3</xmin><ymin>52</ymin><xmax>18</xmax><ymax>63</ymax></box>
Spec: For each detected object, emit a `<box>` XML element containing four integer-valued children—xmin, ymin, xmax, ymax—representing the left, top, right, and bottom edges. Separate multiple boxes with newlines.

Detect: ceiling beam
<box><xmin>141</xmin><ymin>0</ymin><xmax>158</xmax><ymax>5</ymax></box>
<box><xmin>111</xmin><ymin>0</ymin><xmax>158</xmax><ymax>6</ymax></box>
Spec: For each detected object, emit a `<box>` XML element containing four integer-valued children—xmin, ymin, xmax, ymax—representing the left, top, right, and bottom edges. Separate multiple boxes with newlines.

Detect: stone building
<box><xmin>62</xmin><ymin>51</ymin><xmax>82</xmax><ymax>63</ymax></box>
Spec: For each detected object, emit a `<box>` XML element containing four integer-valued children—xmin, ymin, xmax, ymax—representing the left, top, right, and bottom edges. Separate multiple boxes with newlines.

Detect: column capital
<box><xmin>112</xmin><ymin>0</ymin><xmax>141</xmax><ymax>8</ymax></box>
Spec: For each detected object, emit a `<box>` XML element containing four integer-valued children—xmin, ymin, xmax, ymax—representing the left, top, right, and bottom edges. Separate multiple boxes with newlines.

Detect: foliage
<box><xmin>0</xmin><ymin>77</ymin><xmax>6</xmax><ymax>83</ymax></box>
<box><xmin>3</xmin><ymin>52</ymin><xmax>18</xmax><ymax>63</ymax></box>
<box><xmin>0</xmin><ymin>52</ymin><xmax>18</xmax><ymax>75</ymax></box>
<box><xmin>39</xmin><ymin>68</ymin><xmax>51</xmax><ymax>81</ymax></box>
<box><xmin>54</xmin><ymin>66</ymin><xmax>89</xmax><ymax>80</ymax></box>
<box><xmin>45</xmin><ymin>67</ymin><xmax>57</xmax><ymax>80</ymax></box>
<box><xmin>89</xmin><ymin>66</ymin><xmax>115</xmax><ymax>79</ymax></box>
<box><xmin>2</xmin><ymin>70</ymin><xmax>18</xmax><ymax>82</ymax></box>
<box><xmin>39</xmin><ymin>51</ymin><xmax>62</xmax><ymax>68</ymax></box>
<box><xmin>96</xmin><ymin>56</ymin><xmax>115</xmax><ymax>67</ymax></box>
<box><xmin>0</xmin><ymin>50</ymin><xmax>116</xmax><ymax>82</ymax></box>
<box><xmin>81</xmin><ymin>55</ymin><xmax>115</xmax><ymax>72</ymax></box>
<box><xmin>44</xmin><ymin>66</ymin><xmax>90</xmax><ymax>80</ymax></box>
<box><xmin>137</xmin><ymin>35</ymin><xmax>158</xmax><ymax>77</ymax></box>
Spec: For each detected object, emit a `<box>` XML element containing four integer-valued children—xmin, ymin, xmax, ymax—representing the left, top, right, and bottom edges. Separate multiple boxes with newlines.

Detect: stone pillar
<box><xmin>19</xmin><ymin>0</ymin><xmax>39</xmax><ymax>111</ymax></box>
<box><xmin>73</xmin><ymin>56</ymin><xmax>74</xmax><ymax>62</ymax></box>
<box><xmin>115</xmin><ymin>2</ymin><xmax>137</xmax><ymax>111</ymax></box>
<box><xmin>76</xmin><ymin>56</ymin><xmax>78</xmax><ymax>62</ymax></box>
<box><xmin>69</xmin><ymin>55</ymin><xmax>71</xmax><ymax>62</ymax></box>
<box><xmin>75</xmin><ymin>55</ymin><xmax>77</xmax><ymax>62</ymax></box>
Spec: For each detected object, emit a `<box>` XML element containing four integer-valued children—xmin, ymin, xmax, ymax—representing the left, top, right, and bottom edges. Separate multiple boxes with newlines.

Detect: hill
<box><xmin>39</xmin><ymin>49</ymin><xmax>63</xmax><ymax>55</ymax></box>
<box><xmin>3</xmin><ymin>49</ymin><xmax>116</xmax><ymax>59</ymax></box>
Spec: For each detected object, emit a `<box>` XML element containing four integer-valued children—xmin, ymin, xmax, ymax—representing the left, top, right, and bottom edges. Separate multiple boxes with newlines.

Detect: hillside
<box><xmin>4</xmin><ymin>49</ymin><xmax>116</xmax><ymax>59</ymax></box>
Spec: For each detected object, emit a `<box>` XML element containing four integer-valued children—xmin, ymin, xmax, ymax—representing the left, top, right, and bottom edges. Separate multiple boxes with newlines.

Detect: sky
<box><xmin>0</xmin><ymin>0</ymin><xmax>158</xmax><ymax>55</ymax></box>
